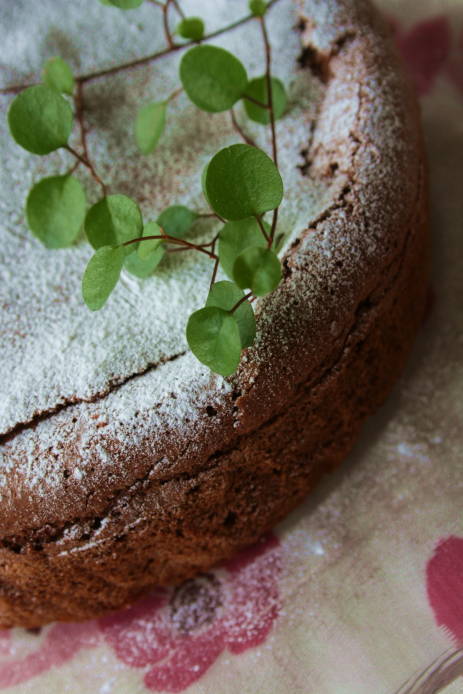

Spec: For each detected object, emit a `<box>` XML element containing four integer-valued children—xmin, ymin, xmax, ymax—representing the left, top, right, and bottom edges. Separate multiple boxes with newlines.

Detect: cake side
<box><xmin>0</xmin><ymin>0</ymin><xmax>429</xmax><ymax>627</ymax></box>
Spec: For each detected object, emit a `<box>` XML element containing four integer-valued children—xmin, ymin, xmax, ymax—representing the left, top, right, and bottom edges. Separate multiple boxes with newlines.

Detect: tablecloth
<box><xmin>0</xmin><ymin>0</ymin><xmax>462</xmax><ymax>692</ymax></box>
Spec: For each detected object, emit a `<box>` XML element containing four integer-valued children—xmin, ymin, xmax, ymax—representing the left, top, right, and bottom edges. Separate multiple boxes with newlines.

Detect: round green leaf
<box><xmin>134</xmin><ymin>101</ymin><xmax>167</xmax><ymax>155</ymax></box>
<box><xmin>205</xmin><ymin>144</ymin><xmax>283</xmax><ymax>220</ymax></box>
<box><xmin>82</xmin><ymin>246</ymin><xmax>125</xmax><ymax>311</ymax></box>
<box><xmin>26</xmin><ymin>174</ymin><xmax>86</xmax><ymax>249</ymax></box>
<box><xmin>186</xmin><ymin>306</ymin><xmax>241</xmax><ymax>377</ymax></box>
<box><xmin>42</xmin><ymin>57</ymin><xmax>75</xmax><ymax>95</ymax></box>
<box><xmin>125</xmin><ymin>221</ymin><xmax>164</xmax><ymax>278</ymax></box>
<box><xmin>243</xmin><ymin>76</ymin><xmax>287</xmax><ymax>125</ymax></box>
<box><xmin>249</xmin><ymin>0</ymin><xmax>267</xmax><ymax>16</ymax></box>
<box><xmin>206</xmin><ymin>281</ymin><xmax>256</xmax><ymax>348</ymax></box>
<box><xmin>157</xmin><ymin>205</ymin><xmax>197</xmax><ymax>239</ymax></box>
<box><xmin>107</xmin><ymin>0</ymin><xmax>143</xmax><ymax>8</ymax></box>
<box><xmin>8</xmin><ymin>85</ymin><xmax>73</xmax><ymax>155</ymax></box>
<box><xmin>177</xmin><ymin>17</ymin><xmax>205</xmax><ymax>41</ymax></box>
<box><xmin>218</xmin><ymin>217</ymin><xmax>269</xmax><ymax>278</ymax></box>
<box><xmin>85</xmin><ymin>194</ymin><xmax>143</xmax><ymax>254</ymax></box>
<box><xmin>233</xmin><ymin>246</ymin><xmax>281</xmax><ymax>296</ymax></box>
<box><xmin>180</xmin><ymin>45</ymin><xmax>248</xmax><ymax>113</ymax></box>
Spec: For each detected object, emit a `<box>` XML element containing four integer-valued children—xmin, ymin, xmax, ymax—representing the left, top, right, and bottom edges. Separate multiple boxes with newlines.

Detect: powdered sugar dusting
<box><xmin>0</xmin><ymin>0</ymin><xmax>332</xmax><ymax>437</ymax></box>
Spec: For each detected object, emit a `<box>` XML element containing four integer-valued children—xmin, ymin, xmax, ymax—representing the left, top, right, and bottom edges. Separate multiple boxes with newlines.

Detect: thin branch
<box><xmin>259</xmin><ymin>14</ymin><xmax>280</xmax><ymax>244</ymax></box>
<box><xmin>166</xmin><ymin>85</ymin><xmax>183</xmax><ymax>102</ymax></box>
<box><xmin>242</xmin><ymin>94</ymin><xmax>269</xmax><ymax>109</ymax></box>
<box><xmin>255</xmin><ymin>215</ymin><xmax>271</xmax><ymax>244</ymax></box>
<box><xmin>64</xmin><ymin>145</ymin><xmax>106</xmax><ymax>194</ymax></box>
<box><xmin>0</xmin><ymin>0</ymin><xmax>282</xmax><ymax>94</ymax></box>
<box><xmin>75</xmin><ymin>81</ymin><xmax>90</xmax><ymax>162</ymax></box>
<box><xmin>200</xmin><ymin>231</ymin><xmax>220</xmax><ymax>249</ymax></box>
<box><xmin>77</xmin><ymin>0</ymin><xmax>281</xmax><ymax>84</ymax></box>
<box><xmin>209</xmin><ymin>237</ymin><xmax>219</xmax><ymax>288</ymax></box>
<box><xmin>162</xmin><ymin>0</ymin><xmax>175</xmax><ymax>49</ymax></box>
<box><xmin>123</xmin><ymin>233</ymin><xmax>218</xmax><ymax>259</ymax></box>
<box><xmin>0</xmin><ymin>82</ymin><xmax>25</xmax><ymax>95</ymax></box>
<box><xmin>259</xmin><ymin>14</ymin><xmax>278</xmax><ymax>169</ymax></box>
<box><xmin>171</xmin><ymin>0</ymin><xmax>185</xmax><ymax>19</ymax></box>
<box><xmin>230</xmin><ymin>108</ymin><xmax>257</xmax><ymax>147</ymax></box>
<box><xmin>231</xmin><ymin>291</ymin><xmax>253</xmax><ymax>313</ymax></box>
<box><xmin>270</xmin><ymin>206</ymin><xmax>279</xmax><ymax>245</ymax></box>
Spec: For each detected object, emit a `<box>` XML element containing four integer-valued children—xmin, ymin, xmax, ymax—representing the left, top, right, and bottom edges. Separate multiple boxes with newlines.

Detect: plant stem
<box><xmin>242</xmin><ymin>94</ymin><xmax>269</xmax><ymax>109</ymax></box>
<box><xmin>167</xmin><ymin>86</ymin><xmax>183</xmax><ymax>102</ymax></box>
<box><xmin>209</xmin><ymin>237</ymin><xmax>219</xmax><ymax>288</ymax></box>
<box><xmin>259</xmin><ymin>14</ymin><xmax>279</xmax><ymax>243</ymax></box>
<box><xmin>123</xmin><ymin>233</ymin><xmax>218</xmax><ymax>260</ymax></box>
<box><xmin>0</xmin><ymin>0</ymin><xmax>282</xmax><ymax>94</ymax></box>
<box><xmin>75</xmin><ymin>81</ymin><xmax>90</xmax><ymax>162</ymax></box>
<box><xmin>162</xmin><ymin>0</ymin><xmax>175</xmax><ymax>49</ymax></box>
<box><xmin>64</xmin><ymin>145</ymin><xmax>106</xmax><ymax>194</ymax></box>
<box><xmin>255</xmin><ymin>215</ymin><xmax>270</xmax><ymax>244</ymax></box>
<box><xmin>230</xmin><ymin>291</ymin><xmax>253</xmax><ymax>313</ymax></box>
<box><xmin>171</xmin><ymin>0</ymin><xmax>185</xmax><ymax>18</ymax></box>
<box><xmin>259</xmin><ymin>15</ymin><xmax>278</xmax><ymax>169</ymax></box>
<box><xmin>230</xmin><ymin>108</ymin><xmax>257</xmax><ymax>147</ymax></box>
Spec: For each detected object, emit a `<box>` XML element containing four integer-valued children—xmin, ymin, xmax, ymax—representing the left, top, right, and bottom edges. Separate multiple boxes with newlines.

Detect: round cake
<box><xmin>0</xmin><ymin>0</ymin><xmax>429</xmax><ymax>627</ymax></box>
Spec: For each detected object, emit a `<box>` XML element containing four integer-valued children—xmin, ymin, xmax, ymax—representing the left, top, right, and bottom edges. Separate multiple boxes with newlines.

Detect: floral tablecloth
<box><xmin>1</xmin><ymin>0</ymin><xmax>462</xmax><ymax>692</ymax></box>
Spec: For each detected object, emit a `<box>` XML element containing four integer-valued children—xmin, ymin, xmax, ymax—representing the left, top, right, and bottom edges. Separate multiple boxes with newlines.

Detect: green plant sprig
<box><xmin>6</xmin><ymin>0</ymin><xmax>289</xmax><ymax>378</ymax></box>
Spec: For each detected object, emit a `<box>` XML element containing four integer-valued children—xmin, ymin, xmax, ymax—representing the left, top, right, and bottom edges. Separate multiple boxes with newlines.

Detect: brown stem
<box><xmin>123</xmin><ymin>233</ymin><xmax>218</xmax><ymax>259</ymax></box>
<box><xmin>0</xmin><ymin>83</ymin><xmax>25</xmax><ymax>95</ymax></box>
<box><xmin>242</xmin><ymin>94</ymin><xmax>269</xmax><ymax>109</ymax></box>
<box><xmin>255</xmin><ymin>215</ymin><xmax>270</xmax><ymax>244</ymax></box>
<box><xmin>167</xmin><ymin>86</ymin><xmax>183</xmax><ymax>102</ymax></box>
<box><xmin>209</xmin><ymin>237</ymin><xmax>219</xmax><ymax>288</ymax></box>
<box><xmin>162</xmin><ymin>0</ymin><xmax>175</xmax><ymax>49</ymax></box>
<box><xmin>0</xmin><ymin>0</ymin><xmax>282</xmax><ymax>93</ymax></box>
<box><xmin>230</xmin><ymin>108</ymin><xmax>257</xmax><ymax>147</ymax></box>
<box><xmin>78</xmin><ymin>0</ymin><xmax>280</xmax><ymax>83</ymax></box>
<box><xmin>269</xmin><ymin>206</ymin><xmax>279</xmax><ymax>245</ymax></box>
<box><xmin>75</xmin><ymin>81</ymin><xmax>90</xmax><ymax>162</ymax></box>
<box><xmin>64</xmin><ymin>145</ymin><xmax>106</xmax><ymax>194</ymax></box>
<box><xmin>171</xmin><ymin>0</ymin><xmax>185</xmax><ymax>18</ymax></box>
<box><xmin>230</xmin><ymin>291</ymin><xmax>253</xmax><ymax>313</ymax></box>
<box><xmin>259</xmin><ymin>15</ymin><xmax>278</xmax><ymax>169</ymax></box>
<box><xmin>201</xmin><ymin>232</ymin><xmax>220</xmax><ymax>248</ymax></box>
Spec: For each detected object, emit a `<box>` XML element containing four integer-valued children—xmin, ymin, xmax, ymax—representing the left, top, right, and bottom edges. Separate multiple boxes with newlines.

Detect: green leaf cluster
<box><xmin>7</xmin><ymin>5</ymin><xmax>291</xmax><ymax>379</ymax></box>
<box><xmin>82</xmin><ymin>198</ymin><xmax>199</xmax><ymax>307</ymax></box>
<box><xmin>187</xmin><ymin>280</ymin><xmax>255</xmax><ymax>377</ymax></box>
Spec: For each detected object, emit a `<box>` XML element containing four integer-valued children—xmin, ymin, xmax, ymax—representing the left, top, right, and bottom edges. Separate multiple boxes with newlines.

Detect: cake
<box><xmin>0</xmin><ymin>0</ymin><xmax>429</xmax><ymax>627</ymax></box>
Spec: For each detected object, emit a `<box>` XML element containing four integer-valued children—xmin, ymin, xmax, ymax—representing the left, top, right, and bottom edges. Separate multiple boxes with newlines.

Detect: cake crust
<box><xmin>0</xmin><ymin>0</ymin><xmax>429</xmax><ymax>627</ymax></box>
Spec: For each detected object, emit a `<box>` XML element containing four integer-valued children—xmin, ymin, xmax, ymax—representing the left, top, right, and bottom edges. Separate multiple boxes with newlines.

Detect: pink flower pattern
<box><xmin>99</xmin><ymin>534</ymin><xmax>282</xmax><ymax>692</ymax></box>
<box><xmin>0</xmin><ymin>534</ymin><xmax>281</xmax><ymax>692</ymax></box>
<box><xmin>392</xmin><ymin>14</ymin><xmax>463</xmax><ymax>98</ymax></box>
<box><xmin>426</xmin><ymin>536</ymin><xmax>463</xmax><ymax>644</ymax></box>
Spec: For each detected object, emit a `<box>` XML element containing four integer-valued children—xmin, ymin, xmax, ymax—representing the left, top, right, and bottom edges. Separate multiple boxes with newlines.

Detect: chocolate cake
<box><xmin>0</xmin><ymin>0</ymin><xmax>429</xmax><ymax>627</ymax></box>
